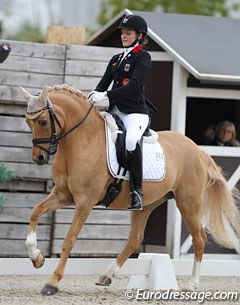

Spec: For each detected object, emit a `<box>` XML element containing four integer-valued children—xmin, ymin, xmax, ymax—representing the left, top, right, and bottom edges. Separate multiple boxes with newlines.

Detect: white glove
<box><xmin>87</xmin><ymin>90</ymin><xmax>97</xmax><ymax>99</ymax></box>
<box><xmin>89</xmin><ymin>91</ymin><xmax>109</xmax><ymax>111</ymax></box>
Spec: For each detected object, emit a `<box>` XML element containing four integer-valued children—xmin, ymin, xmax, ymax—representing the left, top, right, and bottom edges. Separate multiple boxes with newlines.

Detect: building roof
<box><xmin>88</xmin><ymin>9</ymin><xmax>240</xmax><ymax>83</ymax></box>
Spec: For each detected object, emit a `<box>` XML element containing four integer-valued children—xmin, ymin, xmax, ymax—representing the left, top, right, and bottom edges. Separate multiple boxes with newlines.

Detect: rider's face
<box><xmin>121</xmin><ymin>29</ymin><xmax>142</xmax><ymax>47</ymax></box>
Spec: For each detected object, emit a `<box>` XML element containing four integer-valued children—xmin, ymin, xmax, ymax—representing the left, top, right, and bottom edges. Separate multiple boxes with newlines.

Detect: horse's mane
<box><xmin>47</xmin><ymin>84</ymin><xmax>103</xmax><ymax>119</ymax></box>
<box><xmin>47</xmin><ymin>84</ymin><xmax>88</xmax><ymax>100</ymax></box>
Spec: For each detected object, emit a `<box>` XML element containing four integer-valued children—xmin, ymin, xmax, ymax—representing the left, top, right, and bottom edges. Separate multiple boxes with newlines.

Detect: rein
<box><xmin>30</xmin><ymin>99</ymin><xmax>94</xmax><ymax>155</ymax></box>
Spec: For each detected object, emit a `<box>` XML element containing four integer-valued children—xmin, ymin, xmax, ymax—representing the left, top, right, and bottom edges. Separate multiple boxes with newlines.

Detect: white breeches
<box><xmin>112</xmin><ymin>106</ymin><xmax>149</xmax><ymax>152</ymax></box>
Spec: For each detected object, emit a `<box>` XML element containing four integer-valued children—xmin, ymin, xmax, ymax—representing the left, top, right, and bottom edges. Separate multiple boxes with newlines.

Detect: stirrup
<box><xmin>128</xmin><ymin>191</ymin><xmax>143</xmax><ymax>210</ymax></box>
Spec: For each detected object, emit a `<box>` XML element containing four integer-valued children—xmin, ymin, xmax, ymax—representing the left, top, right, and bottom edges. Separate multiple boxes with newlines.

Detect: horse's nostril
<box><xmin>38</xmin><ymin>155</ymin><xmax>45</xmax><ymax>163</ymax></box>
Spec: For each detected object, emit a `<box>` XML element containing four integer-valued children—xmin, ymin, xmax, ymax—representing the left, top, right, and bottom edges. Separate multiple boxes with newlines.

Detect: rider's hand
<box><xmin>89</xmin><ymin>91</ymin><xmax>109</xmax><ymax>111</ymax></box>
<box><xmin>87</xmin><ymin>90</ymin><xmax>97</xmax><ymax>99</ymax></box>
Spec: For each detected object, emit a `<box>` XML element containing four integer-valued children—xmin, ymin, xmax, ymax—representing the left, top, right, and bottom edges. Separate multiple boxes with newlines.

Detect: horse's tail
<box><xmin>201</xmin><ymin>150</ymin><xmax>240</xmax><ymax>250</ymax></box>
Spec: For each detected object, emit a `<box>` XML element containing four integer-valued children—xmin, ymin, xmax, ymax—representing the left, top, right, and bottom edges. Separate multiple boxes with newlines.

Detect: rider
<box><xmin>89</xmin><ymin>14</ymin><xmax>157</xmax><ymax>210</ymax></box>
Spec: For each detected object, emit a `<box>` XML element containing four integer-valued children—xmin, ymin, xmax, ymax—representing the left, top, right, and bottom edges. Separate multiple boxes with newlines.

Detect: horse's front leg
<box><xmin>26</xmin><ymin>187</ymin><xmax>71</xmax><ymax>268</ymax></box>
<box><xmin>41</xmin><ymin>197</ymin><xmax>93</xmax><ymax>295</ymax></box>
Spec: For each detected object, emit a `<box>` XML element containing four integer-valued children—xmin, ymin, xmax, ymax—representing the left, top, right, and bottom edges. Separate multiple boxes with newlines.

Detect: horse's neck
<box><xmin>57</xmin><ymin>100</ymin><xmax>105</xmax><ymax>152</ymax></box>
<box><xmin>51</xmin><ymin>93</ymin><xmax>110</xmax><ymax>197</ymax></box>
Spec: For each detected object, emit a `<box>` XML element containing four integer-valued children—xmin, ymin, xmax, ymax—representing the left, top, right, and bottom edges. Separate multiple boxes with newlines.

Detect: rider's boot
<box><xmin>128</xmin><ymin>144</ymin><xmax>143</xmax><ymax>210</ymax></box>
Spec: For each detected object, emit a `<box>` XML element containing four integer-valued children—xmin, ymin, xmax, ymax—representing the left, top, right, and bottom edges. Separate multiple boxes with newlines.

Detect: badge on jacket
<box><xmin>124</xmin><ymin>64</ymin><xmax>130</xmax><ymax>72</ymax></box>
<box><xmin>122</xmin><ymin>78</ymin><xmax>130</xmax><ymax>86</ymax></box>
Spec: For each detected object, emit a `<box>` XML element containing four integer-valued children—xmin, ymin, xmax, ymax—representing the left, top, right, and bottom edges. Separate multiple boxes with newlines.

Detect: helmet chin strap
<box><xmin>124</xmin><ymin>36</ymin><xmax>141</xmax><ymax>48</ymax></box>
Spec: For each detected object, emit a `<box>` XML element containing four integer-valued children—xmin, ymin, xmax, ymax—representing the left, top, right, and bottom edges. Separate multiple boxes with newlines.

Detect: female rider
<box><xmin>89</xmin><ymin>14</ymin><xmax>157</xmax><ymax>210</ymax></box>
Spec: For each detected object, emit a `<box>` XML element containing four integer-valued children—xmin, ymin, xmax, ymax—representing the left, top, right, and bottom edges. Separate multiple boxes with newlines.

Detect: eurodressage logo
<box><xmin>125</xmin><ymin>289</ymin><xmax>240</xmax><ymax>302</ymax></box>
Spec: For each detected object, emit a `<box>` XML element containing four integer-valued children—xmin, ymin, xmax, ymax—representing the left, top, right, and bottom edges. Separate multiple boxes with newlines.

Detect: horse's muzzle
<box><xmin>33</xmin><ymin>152</ymin><xmax>50</xmax><ymax>165</ymax></box>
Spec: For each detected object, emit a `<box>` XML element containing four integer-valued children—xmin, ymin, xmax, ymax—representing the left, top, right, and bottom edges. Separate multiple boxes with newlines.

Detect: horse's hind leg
<box><xmin>176</xmin><ymin>191</ymin><xmax>207</xmax><ymax>290</ymax></box>
<box><xmin>97</xmin><ymin>203</ymin><xmax>158</xmax><ymax>286</ymax></box>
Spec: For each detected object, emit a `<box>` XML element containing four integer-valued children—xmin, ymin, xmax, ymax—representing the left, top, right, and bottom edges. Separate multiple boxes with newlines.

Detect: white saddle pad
<box><xmin>105</xmin><ymin>121</ymin><xmax>166</xmax><ymax>182</ymax></box>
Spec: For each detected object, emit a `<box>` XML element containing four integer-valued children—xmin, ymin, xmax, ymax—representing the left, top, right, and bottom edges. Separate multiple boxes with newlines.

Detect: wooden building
<box><xmin>87</xmin><ymin>9</ymin><xmax>240</xmax><ymax>258</ymax></box>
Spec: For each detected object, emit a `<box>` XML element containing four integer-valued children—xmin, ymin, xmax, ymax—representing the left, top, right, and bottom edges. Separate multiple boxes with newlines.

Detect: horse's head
<box><xmin>20</xmin><ymin>86</ymin><xmax>65</xmax><ymax>165</ymax></box>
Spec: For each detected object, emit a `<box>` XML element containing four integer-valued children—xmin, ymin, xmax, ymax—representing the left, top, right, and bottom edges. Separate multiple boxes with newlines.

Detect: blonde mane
<box><xmin>48</xmin><ymin>84</ymin><xmax>88</xmax><ymax>100</ymax></box>
<box><xmin>48</xmin><ymin>84</ymin><xmax>104</xmax><ymax>120</ymax></box>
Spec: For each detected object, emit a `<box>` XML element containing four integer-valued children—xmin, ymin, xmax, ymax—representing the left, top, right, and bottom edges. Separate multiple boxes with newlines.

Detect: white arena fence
<box><xmin>0</xmin><ymin>253</ymin><xmax>239</xmax><ymax>290</ymax></box>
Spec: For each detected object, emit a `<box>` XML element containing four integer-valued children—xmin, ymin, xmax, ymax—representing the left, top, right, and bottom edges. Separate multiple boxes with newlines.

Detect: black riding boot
<box><xmin>128</xmin><ymin>144</ymin><xmax>143</xmax><ymax>210</ymax></box>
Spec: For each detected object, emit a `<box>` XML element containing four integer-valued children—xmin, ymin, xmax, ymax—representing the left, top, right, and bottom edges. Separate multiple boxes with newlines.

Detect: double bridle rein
<box><xmin>28</xmin><ymin>99</ymin><xmax>94</xmax><ymax>155</ymax></box>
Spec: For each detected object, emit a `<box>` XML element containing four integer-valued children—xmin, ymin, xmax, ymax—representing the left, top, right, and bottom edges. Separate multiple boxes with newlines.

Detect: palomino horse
<box><xmin>20</xmin><ymin>84</ymin><xmax>240</xmax><ymax>295</ymax></box>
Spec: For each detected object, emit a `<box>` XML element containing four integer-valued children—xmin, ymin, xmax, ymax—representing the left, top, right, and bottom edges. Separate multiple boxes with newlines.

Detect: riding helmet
<box><xmin>118</xmin><ymin>14</ymin><xmax>148</xmax><ymax>35</ymax></box>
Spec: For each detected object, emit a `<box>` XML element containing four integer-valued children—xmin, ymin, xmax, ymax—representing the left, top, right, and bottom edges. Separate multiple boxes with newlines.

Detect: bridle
<box><xmin>28</xmin><ymin>99</ymin><xmax>94</xmax><ymax>155</ymax></box>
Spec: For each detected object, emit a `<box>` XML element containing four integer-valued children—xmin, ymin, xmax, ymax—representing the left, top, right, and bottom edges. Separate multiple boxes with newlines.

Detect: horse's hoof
<box><xmin>182</xmin><ymin>281</ymin><xmax>198</xmax><ymax>292</ymax></box>
<box><xmin>32</xmin><ymin>252</ymin><xmax>45</xmax><ymax>269</ymax></box>
<box><xmin>95</xmin><ymin>275</ymin><xmax>112</xmax><ymax>286</ymax></box>
<box><xmin>41</xmin><ymin>283</ymin><xmax>58</xmax><ymax>295</ymax></box>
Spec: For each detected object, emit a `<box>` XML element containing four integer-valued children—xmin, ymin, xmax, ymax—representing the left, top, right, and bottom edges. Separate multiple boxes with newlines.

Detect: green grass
<box><xmin>0</xmin><ymin>162</ymin><xmax>16</xmax><ymax>213</ymax></box>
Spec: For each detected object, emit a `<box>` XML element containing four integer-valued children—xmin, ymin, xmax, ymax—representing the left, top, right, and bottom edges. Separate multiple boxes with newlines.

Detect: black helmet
<box><xmin>118</xmin><ymin>14</ymin><xmax>148</xmax><ymax>35</ymax></box>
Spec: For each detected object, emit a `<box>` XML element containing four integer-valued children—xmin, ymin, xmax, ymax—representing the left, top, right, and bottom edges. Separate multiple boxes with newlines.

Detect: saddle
<box><xmin>109</xmin><ymin>113</ymin><xmax>151</xmax><ymax>170</ymax></box>
<box><xmin>96</xmin><ymin>113</ymin><xmax>150</xmax><ymax>208</ymax></box>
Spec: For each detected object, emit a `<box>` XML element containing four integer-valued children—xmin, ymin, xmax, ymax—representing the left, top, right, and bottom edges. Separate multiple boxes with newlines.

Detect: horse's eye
<box><xmin>39</xmin><ymin>120</ymin><xmax>48</xmax><ymax>127</ymax></box>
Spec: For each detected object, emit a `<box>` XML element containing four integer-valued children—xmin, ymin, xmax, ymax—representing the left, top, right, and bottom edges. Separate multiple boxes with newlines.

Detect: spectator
<box><xmin>0</xmin><ymin>41</ymin><xmax>11</xmax><ymax>63</ymax></box>
<box><xmin>203</xmin><ymin>120</ymin><xmax>240</xmax><ymax>147</ymax></box>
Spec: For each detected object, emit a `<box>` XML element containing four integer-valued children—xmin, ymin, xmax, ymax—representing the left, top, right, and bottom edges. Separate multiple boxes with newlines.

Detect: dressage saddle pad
<box><xmin>104</xmin><ymin>120</ymin><xmax>166</xmax><ymax>182</ymax></box>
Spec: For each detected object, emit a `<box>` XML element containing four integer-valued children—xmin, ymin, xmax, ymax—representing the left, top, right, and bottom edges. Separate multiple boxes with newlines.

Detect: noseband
<box><xmin>28</xmin><ymin>99</ymin><xmax>94</xmax><ymax>155</ymax></box>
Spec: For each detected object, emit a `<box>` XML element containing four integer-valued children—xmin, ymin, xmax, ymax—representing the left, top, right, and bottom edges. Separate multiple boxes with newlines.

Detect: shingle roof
<box><xmin>88</xmin><ymin>9</ymin><xmax>240</xmax><ymax>83</ymax></box>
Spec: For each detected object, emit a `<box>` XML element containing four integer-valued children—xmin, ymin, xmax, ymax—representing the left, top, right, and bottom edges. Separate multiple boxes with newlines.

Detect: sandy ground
<box><xmin>0</xmin><ymin>275</ymin><xmax>239</xmax><ymax>305</ymax></box>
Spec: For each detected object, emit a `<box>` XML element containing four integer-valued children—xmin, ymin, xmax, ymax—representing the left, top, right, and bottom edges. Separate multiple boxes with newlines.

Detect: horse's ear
<box><xmin>39</xmin><ymin>86</ymin><xmax>48</xmax><ymax>103</ymax></box>
<box><xmin>19</xmin><ymin>86</ymin><xmax>32</xmax><ymax>101</ymax></box>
